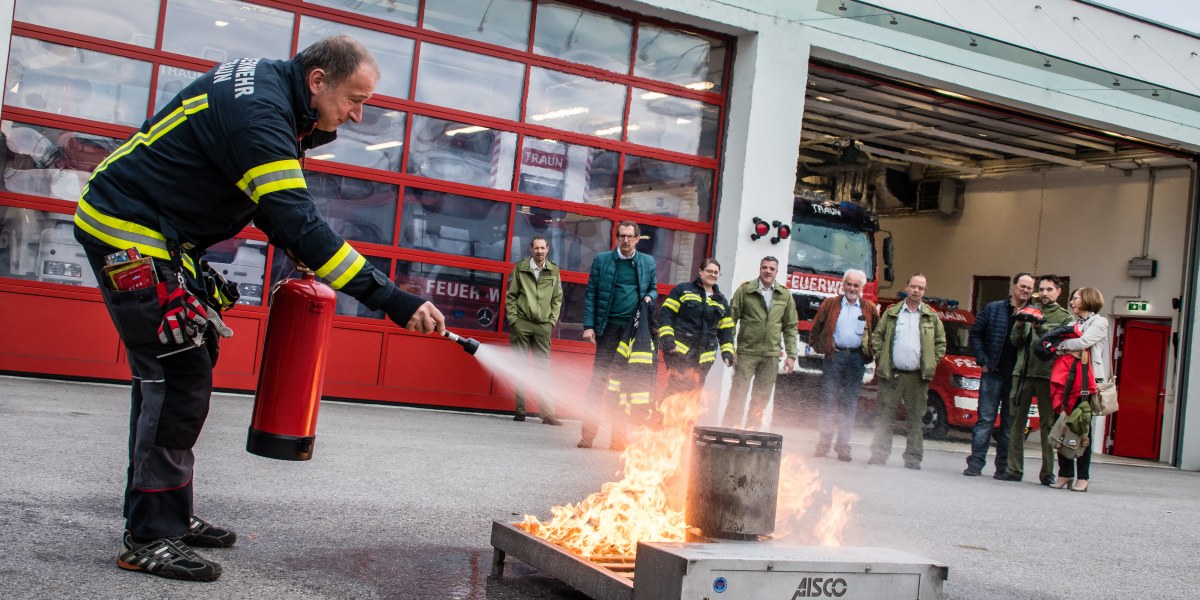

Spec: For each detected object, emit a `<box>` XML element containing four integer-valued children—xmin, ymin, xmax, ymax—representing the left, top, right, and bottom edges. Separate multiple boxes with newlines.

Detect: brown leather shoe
<box><xmin>542</xmin><ymin>416</ymin><xmax>562</xmax><ymax>426</ymax></box>
<box><xmin>576</xmin><ymin>439</ymin><xmax>591</xmax><ymax>448</ymax></box>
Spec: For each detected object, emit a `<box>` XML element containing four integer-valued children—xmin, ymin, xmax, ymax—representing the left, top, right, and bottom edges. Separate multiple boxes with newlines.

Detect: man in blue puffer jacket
<box><xmin>964</xmin><ymin>272</ymin><xmax>1035</xmax><ymax>478</ymax></box>
<box><xmin>578</xmin><ymin>221</ymin><xmax>657</xmax><ymax>449</ymax></box>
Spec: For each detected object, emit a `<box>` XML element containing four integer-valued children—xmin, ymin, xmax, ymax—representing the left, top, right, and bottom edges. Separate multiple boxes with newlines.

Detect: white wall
<box><xmin>881</xmin><ymin>166</ymin><xmax>1194</xmax><ymax>461</ymax></box>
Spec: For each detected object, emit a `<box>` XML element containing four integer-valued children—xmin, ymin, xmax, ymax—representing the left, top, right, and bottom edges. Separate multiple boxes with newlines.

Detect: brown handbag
<box><xmin>1083</xmin><ymin>349</ymin><xmax>1119</xmax><ymax>416</ymax></box>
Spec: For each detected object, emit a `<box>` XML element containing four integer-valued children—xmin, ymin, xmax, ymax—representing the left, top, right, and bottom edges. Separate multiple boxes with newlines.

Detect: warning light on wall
<box><xmin>751</xmin><ymin>217</ymin><xmax>770</xmax><ymax>241</ymax></box>
<box><xmin>771</xmin><ymin>221</ymin><xmax>791</xmax><ymax>244</ymax></box>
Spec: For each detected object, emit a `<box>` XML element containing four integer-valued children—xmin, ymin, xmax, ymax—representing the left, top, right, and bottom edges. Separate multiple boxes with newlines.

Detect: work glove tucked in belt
<box><xmin>158</xmin><ymin>283</ymin><xmax>208</xmax><ymax>345</ymax></box>
<box><xmin>201</xmin><ymin>261</ymin><xmax>240</xmax><ymax>311</ymax></box>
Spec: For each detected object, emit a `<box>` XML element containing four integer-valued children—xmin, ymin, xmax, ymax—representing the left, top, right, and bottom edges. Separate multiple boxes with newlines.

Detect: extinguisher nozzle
<box><xmin>443</xmin><ymin>330</ymin><xmax>481</xmax><ymax>355</ymax></box>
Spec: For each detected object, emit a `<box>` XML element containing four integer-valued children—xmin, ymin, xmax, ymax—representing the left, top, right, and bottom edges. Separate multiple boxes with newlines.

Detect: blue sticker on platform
<box><xmin>714</xmin><ymin>576</ymin><xmax>728</xmax><ymax>593</ymax></box>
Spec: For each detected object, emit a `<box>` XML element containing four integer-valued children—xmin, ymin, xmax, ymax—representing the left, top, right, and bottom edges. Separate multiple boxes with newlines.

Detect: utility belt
<box><xmin>75</xmin><ymin>197</ymin><xmax>239</xmax><ymax>312</ymax></box>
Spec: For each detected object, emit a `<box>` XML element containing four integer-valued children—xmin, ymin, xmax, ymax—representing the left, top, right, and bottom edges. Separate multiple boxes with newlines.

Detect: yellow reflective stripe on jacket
<box><xmin>699</xmin><ymin>350</ymin><xmax>716</xmax><ymax>364</ymax></box>
<box><xmin>674</xmin><ymin>340</ymin><xmax>690</xmax><ymax>353</ymax></box>
<box><xmin>658</xmin><ymin>325</ymin><xmax>675</xmax><ymax>337</ymax></box>
<box><xmin>315</xmin><ymin>242</ymin><xmax>366</xmax><ymax>290</ymax></box>
<box><xmin>627</xmin><ymin>391</ymin><xmax>651</xmax><ymax>404</ymax></box>
<box><xmin>608</xmin><ymin>379</ymin><xmax>621</xmax><ymax>392</ymax></box>
<box><xmin>720</xmin><ymin>342</ymin><xmax>734</xmax><ymax>354</ymax></box>
<box><xmin>237</xmin><ymin>159</ymin><xmax>306</xmax><ymax>204</ymax></box>
<box><xmin>73</xmin><ymin>197</ymin><xmax>197</xmax><ymax>277</ymax></box>
<box><xmin>706</xmin><ymin>297</ymin><xmax>725</xmax><ymax>310</ymax></box>
<box><xmin>719</xmin><ymin>317</ymin><xmax>735</xmax><ymax>329</ymax></box>
<box><xmin>92</xmin><ymin>94</ymin><xmax>209</xmax><ymax>175</ymax></box>
<box><xmin>616</xmin><ymin>340</ymin><xmax>632</xmax><ymax>357</ymax></box>
<box><xmin>628</xmin><ymin>351</ymin><xmax>654</xmax><ymax>364</ymax></box>
<box><xmin>662</xmin><ymin>297</ymin><xmax>681</xmax><ymax>312</ymax></box>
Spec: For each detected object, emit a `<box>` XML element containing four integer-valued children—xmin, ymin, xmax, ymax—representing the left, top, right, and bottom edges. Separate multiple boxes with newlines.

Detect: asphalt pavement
<box><xmin>2</xmin><ymin>374</ymin><xmax>1197</xmax><ymax>600</ymax></box>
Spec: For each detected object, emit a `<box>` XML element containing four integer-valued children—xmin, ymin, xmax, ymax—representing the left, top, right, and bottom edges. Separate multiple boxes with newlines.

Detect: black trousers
<box><xmin>580</xmin><ymin>321</ymin><xmax>627</xmax><ymax>447</ymax></box>
<box><xmin>87</xmin><ymin>252</ymin><xmax>220</xmax><ymax>541</ymax></box>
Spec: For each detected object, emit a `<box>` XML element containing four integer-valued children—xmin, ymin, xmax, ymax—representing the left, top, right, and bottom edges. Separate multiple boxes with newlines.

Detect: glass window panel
<box><xmin>619</xmin><ymin>155</ymin><xmax>713</xmax><ymax>222</ymax></box>
<box><xmin>298</xmin><ymin>16</ymin><xmax>414</xmax><ymax>99</ymax></box>
<box><xmin>636</xmin><ymin>223</ymin><xmax>708</xmax><ymax>286</ymax></box>
<box><xmin>518</xmin><ymin>138</ymin><xmax>616</xmax><ymax>207</ymax></box>
<box><xmin>399</xmin><ymin>188</ymin><xmax>509</xmax><ymax>261</ymax></box>
<box><xmin>415</xmin><ymin>44</ymin><xmax>524</xmax><ymax>121</ymax></box>
<box><xmin>423</xmin><ymin>0</ymin><xmax>531</xmax><ymax>50</ymax></box>
<box><xmin>394</xmin><ymin>261</ymin><xmax>502</xmax><ymax>332</ymax></box>
<box><xmin>628</xmin><ymin>88</ymin><xmax>719</xmax><ymax>157</ymax></box>
<box><xmin>525</xmin><ymin>67</ymin><xmax>625</xmax><ymax>139</ymax></box>
<box><xmin>1</xmin><ymin>120</ymin><xmax>121</xmax><ymax>202</ymax></box>
<box><xmin>4</xmin><ymin>37</ymin><xmax>152</xmax><ymax>127</ymax></box>
<box><xmin>271</xmin><ymin>248</ymin><xmax>387</xmax><ymax>319</ymax></box>
<box><xmin>0</xmin><ymin>208</ymin><xmax>96</xmax><ymax>287</ymax></box>
<box><xmin>14</xmin><ymin>0</ymin><xmax>159</xmax><ymax>47</ymax></box>
<box><xmin>162</xmin><ymin>0</ymin><xmax>293</xmax><ymax>63</ymax></box>
<box><xmin>307</xmin><ymin>106</ymin><xmax>406</xmax><ymax>172</ymax></box>
<box><xmin>153</xmin><ymin>65</ymin><xmax>206</xmax><ymax>115</ymax></box>
<box><xmin>407</xmin><ymin>116</ymin><xmax>517</xmax><ymax>190</ymax></box>
<box><xmin>510</xmin><ymin>205</ymin><xmax>611</xmax><ymax>273</ymax></box>
<box><xmin>304</xmin><ymin>0</ymin><xmax>418</xmax><ymax>27</ymax></box>
<box><xmin>533</xmin><ymin>1</ymin><xmax>632</xmax><ymax>73</ymax></box>
<box><xmin>634</xmin><ymin>24</ymin><xmax>726</xmax><ymax>93</ymax></box>
<box><xmin>203</xmin><ymin>238</ymin><xmax>269</xmax><ymax>307</ymax></box>
<box><xmin>550</xmin><ymin>280</ymin><xmax>586</xmax><ymax>341</ymax></box>
<box><xmin>304</xmin><ymin>171</ymin><xmax>399</xmax><ymax>245</ymax></box>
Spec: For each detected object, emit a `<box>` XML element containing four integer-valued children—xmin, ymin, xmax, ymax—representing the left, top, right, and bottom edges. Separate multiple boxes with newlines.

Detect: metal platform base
<box><xmin>491</xmin><ymin>520</ymin><xmax>949</xmax><ymax>600</ymax></box>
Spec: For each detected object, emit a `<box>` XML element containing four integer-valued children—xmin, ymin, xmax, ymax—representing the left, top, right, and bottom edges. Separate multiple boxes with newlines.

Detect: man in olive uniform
<box><xmin>1001</xmin><ymin>274</ymin><xmax>1073</xmax><ymax>484</ymax></box>
<box><xmin>721</xmin><ymin>256</ymin><xmax>799</xmax><ymax>430</ymax></box>
<box><xmin>506</xmin><ymin>236</ymin><xmax>564</xmax><ymax>425</ymax></box>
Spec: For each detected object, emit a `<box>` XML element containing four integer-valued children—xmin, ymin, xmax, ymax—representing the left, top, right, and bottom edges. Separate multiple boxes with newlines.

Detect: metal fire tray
<box><xmin>490</xmin><ymin>521</ymin><xmax>633</xmax><ymax>600</ymax></box>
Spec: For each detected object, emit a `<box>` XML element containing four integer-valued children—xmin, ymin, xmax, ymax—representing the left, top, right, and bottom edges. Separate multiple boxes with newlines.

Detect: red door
<box><xmin>1110</xmin><ymin>319</ymin><xmax>1170</xmax><ymax>459</ymax></box>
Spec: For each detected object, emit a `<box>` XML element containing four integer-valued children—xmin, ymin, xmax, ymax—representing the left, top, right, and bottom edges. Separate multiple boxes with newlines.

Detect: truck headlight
<box><xmin>43</xmin><ymin>261</ymin><xmax>82</xmax><ymax>278</ymax></box>
<box><xmin>951</xmin><ymin>375</ymin><xmax>980</xmax><ymax>391</ymax></box>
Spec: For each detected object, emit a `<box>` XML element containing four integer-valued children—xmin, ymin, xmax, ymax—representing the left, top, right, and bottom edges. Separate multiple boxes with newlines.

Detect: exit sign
<box><xmin>1127</xmin><ymin>301</ymin><xmax>1149</xmax><ymax>312</ymax></box>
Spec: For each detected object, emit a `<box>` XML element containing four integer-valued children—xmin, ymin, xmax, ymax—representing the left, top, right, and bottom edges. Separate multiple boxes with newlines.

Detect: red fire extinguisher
<box><xmin>247</xmin><ymin>272</ymin><xmax>336</xmax><ymax>461</ymax></box>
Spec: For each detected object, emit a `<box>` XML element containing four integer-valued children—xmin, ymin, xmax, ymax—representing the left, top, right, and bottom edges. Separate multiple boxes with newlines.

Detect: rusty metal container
<box><xmin>685</xmin><ymin>427</ymin><xmax>782</xmax><ymax>540</ymax></box>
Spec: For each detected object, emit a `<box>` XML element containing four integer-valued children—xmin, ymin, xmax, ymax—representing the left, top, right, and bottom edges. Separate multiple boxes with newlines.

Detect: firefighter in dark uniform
<box><xmin>658</xmin><ymin>258</ymin><xmax>735</xmax><ymax>395</ymax></box>
<box><xmin>73</xmin><ymin>36</ymin><xmax>445</xmax><ymax>582</ymax></box>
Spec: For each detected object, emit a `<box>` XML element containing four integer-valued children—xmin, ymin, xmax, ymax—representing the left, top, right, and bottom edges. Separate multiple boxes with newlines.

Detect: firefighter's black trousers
<box><xmin>87</xmin><ymin>252</ymin><xmax>219</xmax><ymax>541</ymax></box>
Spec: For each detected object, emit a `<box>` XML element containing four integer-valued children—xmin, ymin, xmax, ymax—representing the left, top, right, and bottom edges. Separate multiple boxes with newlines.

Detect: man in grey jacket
<box><xmin>506</xmin><ymin>237</ymin><xmax>563</xmax><ymax>425</ymax></box>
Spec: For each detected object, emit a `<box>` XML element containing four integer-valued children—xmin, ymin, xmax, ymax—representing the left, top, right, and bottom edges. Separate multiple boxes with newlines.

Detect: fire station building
<box><xmin>2</xmin><ymin>0</ymin><xmax>1199</xmax><ymax>470</ymax></box>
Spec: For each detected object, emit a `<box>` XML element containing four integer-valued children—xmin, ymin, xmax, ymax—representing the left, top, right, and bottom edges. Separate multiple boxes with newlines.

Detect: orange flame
<box><xmin>519</xmin><ymin>390</ymin><xmax>703</xmax><ymax>559</ymax></box>
<box><xmin>772</xmin><ymin>454</ymin><xmax>822</xmax><ymax>541</ymax></box>
<box><xmin>816</xmin><ymin>488</ymin><xmax>859</xmax><ymax>546</ymax></box>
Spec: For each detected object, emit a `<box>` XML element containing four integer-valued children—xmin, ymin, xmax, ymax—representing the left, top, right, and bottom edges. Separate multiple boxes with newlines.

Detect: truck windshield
<box><xmin>788</xmin><ymin>218</ymin><xmax>875</xmax><ymax>280</ymax></box>
<box><xmin>945</xmin><ymin>322</ymin><xmax>971</xmax><ymax>356</ymax></box>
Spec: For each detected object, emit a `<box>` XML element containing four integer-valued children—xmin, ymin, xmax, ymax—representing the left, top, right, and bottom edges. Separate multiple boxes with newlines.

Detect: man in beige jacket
<box><xmin>505</xmin><ymin>237</ymin><xmax>564</xmax><ymax>425</ymax></box>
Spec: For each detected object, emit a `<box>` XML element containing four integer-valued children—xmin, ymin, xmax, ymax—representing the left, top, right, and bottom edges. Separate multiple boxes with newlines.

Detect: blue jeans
<box><xmin>816</xmin><ymin>350</ymin><xmax>865</xmax><ymax>455</ymax></box>
<box><xmin>967</xmin><ymin>371</ymin><xmax>1012</xmax><ymax>472</ymax></box>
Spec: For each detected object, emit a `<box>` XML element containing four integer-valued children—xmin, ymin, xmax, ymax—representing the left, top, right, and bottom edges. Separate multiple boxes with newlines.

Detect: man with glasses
<box><xmin>578</xmin><ymin>221</ymin><xmax>657</xmax><ymax>449</ymax></box>
<box><xmin>506</xmin><ymin>236</ymin><xmax>564</xmax><ymax>425</ymax></box>
<box><xmin>1001</xmin><ymin>275</ymin><xmax>1072</xmax><ymax>484</ymax></box>
<box><xmin>73</xmin><ymin>36</ymin><xmax>445</xmax><ymax>582</ymax></box>
<box><xmin>809</xmin><ymin>269</ymin><xmax>877</xmax><ymax>462</ymax></box>
<box><xmin>964</xmin><ymin>272</ymin><xmax>1035</xmax><ymax>478</ymax></box>
<box><xmin>721</xmin><ymin>256</ymin><xmax>799</xmax><ymax>430</ymax></box>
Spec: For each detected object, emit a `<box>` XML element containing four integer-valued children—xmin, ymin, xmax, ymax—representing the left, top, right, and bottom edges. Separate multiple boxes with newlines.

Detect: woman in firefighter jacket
<box><xmin>1048</xmin><ymin>286</ymin><xmax>1109</xmax><ymax>493</ymax></box>
<box><xmin>658</xmin><ymin>258</ymin><xmax>735</xmax><ymax>395</ymax></box>
<box><xmin>71</xmin><ymin>36</ymin><xmax>443</xmax><ymax>582</ymax></box>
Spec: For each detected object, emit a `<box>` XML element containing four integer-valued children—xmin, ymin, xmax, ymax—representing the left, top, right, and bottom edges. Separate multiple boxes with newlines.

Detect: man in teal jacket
<box><xmin>721</xmin><ymin>256</ymin><xmax>799</xmax><ymax>430</ymax></box>
<box><xmin>869</xmin><ymin>274</ymin><xmax>946</xmax><ymax>469</ymax></box>
<box><xmin>578</xmin><ymin>221</ymin><xmax>657</xmax><ymax>449</ymax></box>
<box><xmin>505</xmin><ymin>236</ymin><xmax>564</xmax><ymax>425</ymax></box>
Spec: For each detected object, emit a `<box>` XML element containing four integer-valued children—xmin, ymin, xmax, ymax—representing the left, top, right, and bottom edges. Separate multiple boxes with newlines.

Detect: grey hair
<box><xmin>296</xmin><ymin>35</ymin><xmax>380</xmax><ymax>87</ymax></box>
<box><xmin>843</xmin><ymin>269</ymin><xmax>867</xmax><ymax>285</ymax></box>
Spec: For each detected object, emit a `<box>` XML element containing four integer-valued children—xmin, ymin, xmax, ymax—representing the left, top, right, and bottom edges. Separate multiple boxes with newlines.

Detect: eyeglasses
<box><xmin>616</xmin><ymin>234</ymin><xmax>638</xmax><ymax>240</ymax></box>
<box><xmin>701</xmin><ymin>269</ymin><xmax>720</xmax><ymax>275</ymax></box>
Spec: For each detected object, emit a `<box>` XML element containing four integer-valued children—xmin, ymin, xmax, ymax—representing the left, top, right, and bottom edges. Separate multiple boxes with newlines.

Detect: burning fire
<box><xmin>519</xmin><ymin>389</ymin><xmax>703</xmax><ymax>559</ymax></box>
<box><xmin>520</xmin><ymin>389</ymin><xmax>858</xmax><ymax>560</ymax></box>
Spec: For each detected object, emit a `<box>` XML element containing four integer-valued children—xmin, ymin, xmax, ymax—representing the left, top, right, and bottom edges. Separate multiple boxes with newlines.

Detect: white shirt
<box><xmin>833</xmin><ymin>296</ymin><xmax>864</xmax><ymax>349</ymax></box>
<box><xmin>892</xmin><ymin>303</ymin><xmax>923</xmax><ymax>371</ymax></box>
<box><xmin>529</xmin><ymin>257</ymin><xmax>544</xmax><ymax>282</ymax></box>
<box><xmin>759</xmin><ymin>280</ymin><xmax>774</xmax><ymax>312</ymax></box>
